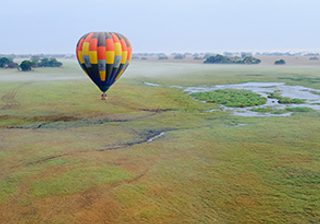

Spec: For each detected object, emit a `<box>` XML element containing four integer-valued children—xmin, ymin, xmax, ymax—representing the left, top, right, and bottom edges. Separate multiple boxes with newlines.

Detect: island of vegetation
<box><xmin>268</xmin><ymin>91</ymin><xmax>305</xmax><ymax>104</ymax></box>
<box><xmin>191</xmin><ymin>89</ymin><xmax>267</xmax><ymax>107</ymax></box>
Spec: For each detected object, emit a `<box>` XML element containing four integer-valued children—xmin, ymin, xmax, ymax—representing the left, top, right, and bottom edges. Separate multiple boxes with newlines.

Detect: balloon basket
<box><xmin>101</xmin><ymin>93</ymin><xmax>107</xmax><ymax>100</ymax></box>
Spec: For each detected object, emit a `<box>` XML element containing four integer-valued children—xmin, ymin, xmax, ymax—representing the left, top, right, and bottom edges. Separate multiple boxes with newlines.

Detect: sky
<box><xmin>0</xmin><ymin>0</ymin><xmax>319</xmax><ymax>54</ymax></box>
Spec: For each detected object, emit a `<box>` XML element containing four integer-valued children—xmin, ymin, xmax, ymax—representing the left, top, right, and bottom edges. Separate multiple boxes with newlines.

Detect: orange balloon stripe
<box><xmin>89</xmin><ymin>38</ymin><xmax>98</xmax><ymax>51</ymax></box>
<box><xmin>111</xmin><ymin>33</ymin><xmax>120</xmax><ymax>43</ymax></box>
<box><xmin>105</xmin><ymin>38</ymin><xmax>114</xmax><ymax>51</ymax></box>
<box><xmin>77</xmin><ymin>38</ymin><xmax>85</xmax><ymax>51</ymax></box>
<box><xmin>84</xmin><ymin>32</ymin><xmax>93</xmax><ymax>42</ymax></box>
<box><xmin>97</xmin><ymin>46</ymin><xmax>106</xmax><ymax>60</ymax></box>
<box><xmin>119</xmin><ymin>39</ymin><xmax>127</xmax><ymax>52</ymax></box>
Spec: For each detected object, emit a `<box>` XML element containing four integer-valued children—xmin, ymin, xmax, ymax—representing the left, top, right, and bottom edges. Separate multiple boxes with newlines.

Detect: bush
<box><xmin>242</xmin><ymin>56</ymin><xmax>261</xmax><ymax>64</ymax></box>
<box><xmin>19</xmin><ymin>60</ymin><xmax>33</xmax><ymax>71</ymax></box>
<box><xmin>173</xmin><ymin>54</ymin><xmax>185</xmax><ymax>60</ymax></box>
<box><xmin>191</xmin><ymin>89</ymin><xmax>267</xmax><ymax>107</ymax></box>
<box><xmin>274</xmin><ymin>59</ymin><xmax>286</xmax><ymax>65</ymax></box>
<box><xmin>204</xmin><ymin>55</ymin><xmax>231</xmax><ymax>64</ymax></box>
<box><xmin>0</xmin><ymin>57</ymin><xmax>12</xmax><ymax>68</ymax></box>
<box><xmin>158</xmin><ymin>55</ymin><xmax>168</xmax><ymax>60</ymax></box>
<box><xmin>38</xmin><ymin>58</ymin><xmax>63</xmax><ymax>67</ymax></box>
<box><xmin>309</xmin><ymin>56</ymin><xmax>319</xmax><ymax>61</ymax></box>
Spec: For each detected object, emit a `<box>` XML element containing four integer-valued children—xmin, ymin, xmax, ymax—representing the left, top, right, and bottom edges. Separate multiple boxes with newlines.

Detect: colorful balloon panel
<box><xmin>76</xmin><ymin>32</ymin><xmax>132</xmax><ymax>93</ymax></box>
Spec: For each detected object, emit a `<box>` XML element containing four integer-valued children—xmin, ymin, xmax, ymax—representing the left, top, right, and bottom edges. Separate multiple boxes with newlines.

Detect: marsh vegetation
<box><xmin>191</xmin><ymin>89</ymin><xmax>267</xmax><ymax>107</ymax></box>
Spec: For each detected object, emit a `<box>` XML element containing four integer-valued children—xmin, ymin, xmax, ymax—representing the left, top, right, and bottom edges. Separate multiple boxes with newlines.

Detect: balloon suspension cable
<box><xmin>101</xmin><ymin>93</ymin><xmax>107</xmax><ymax>100</ymax></box>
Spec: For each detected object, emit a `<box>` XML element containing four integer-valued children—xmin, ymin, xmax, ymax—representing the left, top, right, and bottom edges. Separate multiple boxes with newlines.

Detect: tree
<box><xmin>242</xmin><ymin>56</ymin><xmax>261</xmax><ymax>64</ymax></box>
<box><xmin>0</xmin><ymin>57</ymin><xmax>11</xmax><ymax>68</ymax></box>
<box><xmin>204</xmin><ymin>55</ymin><xmax>261</xmax><ymax>64</ymax></box>
<box><xmin>203</xmin><ymin>55</ymin><xmax>232</xmax><ymax>64</ymax></box>
<box><xmin>37</xmin><ymin>58</ymin><xmax>62</xmax><ymax>67</ymax></box>
<box><xmin>173</xmin><ymin>54</ymin><xmax>185</xmax><ymax>60</ymax></box>
<box><xmin>274</xmin><ymin>59</ymin><xmax>286</xmax><ymax>65</ymax></box>
<box><xmin>309</xmin><ymin>56</ymin><xmax>319</xmax><ymax>61</ymax></box>
<box><xmin>20</xmin><ymin>60</ymin><xmax>33</xmax><ymax>71</ymax></box>
<box><xmin>158</xmin><ymin>55</ymin><xmax>168</xmax><ymax>60</ymax></box>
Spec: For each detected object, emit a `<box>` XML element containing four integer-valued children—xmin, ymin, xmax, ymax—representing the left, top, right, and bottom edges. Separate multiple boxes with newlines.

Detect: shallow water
<box><xmin>187</xmin><ymin>82</ymin><xmax>320</xmax><ymax>117</ymax></box>
<box><xmin>144</xmin><ymin>81</ymin><xmax>320</xmax><ymax>117</ymax></box>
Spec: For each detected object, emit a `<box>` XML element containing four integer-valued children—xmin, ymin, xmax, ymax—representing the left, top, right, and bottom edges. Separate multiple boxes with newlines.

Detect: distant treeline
<box><xmin>131</xmin><ymin>51</ymin><xmax>320</xmax><ymax>60</ymax></box>
<box><xmin>0</xmin><ymin>54</ymin><xmax>74</xmax><ymax>59</ymax></box>
<box><xmin>204</xmin><ymin>55</ymin><xmax>261</xmax><ymax>65</ymax></box>
<box><xmin>0</xmin><ymin>56</ymin><xmax>63</xmax><ymax>71</ymax></box>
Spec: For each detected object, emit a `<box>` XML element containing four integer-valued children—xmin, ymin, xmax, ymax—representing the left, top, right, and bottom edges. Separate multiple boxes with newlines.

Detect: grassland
<box><xmin>0</xmin><ymin>61</ymin><xmax>319</xmax><ymax>223</ymax></box>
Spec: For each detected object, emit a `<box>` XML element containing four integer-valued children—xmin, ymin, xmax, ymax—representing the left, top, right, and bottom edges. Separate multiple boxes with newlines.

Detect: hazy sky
<box><xmin>1</xmin><ymin>0</ymin><xmax>319</xmax><ymax>54</ymax></box>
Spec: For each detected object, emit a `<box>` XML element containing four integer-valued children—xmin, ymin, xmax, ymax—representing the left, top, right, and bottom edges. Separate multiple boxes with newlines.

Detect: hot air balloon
<box><xmin>76</xmin><ymin>32</ymin><xmax>132</xmax><ymax>100</ymax></box>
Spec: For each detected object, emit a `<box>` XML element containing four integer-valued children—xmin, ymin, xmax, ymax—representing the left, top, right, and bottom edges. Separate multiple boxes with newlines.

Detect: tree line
<box><xmin>203</xmin><ymin>54</ymin><xmax>261</xmax><ymax>64</ymax></box>
<box><xmin>0</xmin><ymin>56</ymin><xmax>63</xmax><ymax>71</ymax></box>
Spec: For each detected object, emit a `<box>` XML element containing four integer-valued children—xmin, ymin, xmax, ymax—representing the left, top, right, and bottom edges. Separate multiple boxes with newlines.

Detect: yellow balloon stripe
<box><xmin>105</xmin><ymin>51</ymin><xmax>115</xmax><ymax>64</ymax></box>
<box><xmin>99</xmin><ymin>70</ymin><xmax>106</xmax><ymax>81</ymax></box>
<box><xmin>82</xmin><ymin>42</ymin><xmax>90</xmax><ymax>56</ymax></box>
<box><xmin>77</xmin><ymin>51</ymin><xmax>84</xmax><ymax>64</ymax></box>
<box><xmin>121</xmin><ymin>51</ymin><xmax>128</xmax><ymax>64</ymax></box>
<box><xmin>89</xmin><ymin>51</ymin><xmax>98</xmax><ymax>64</ymax></box>
<box><xmin>114</xmin><ymin>42</ymin><xmax>122</xmax><ymax>56</ymax></box>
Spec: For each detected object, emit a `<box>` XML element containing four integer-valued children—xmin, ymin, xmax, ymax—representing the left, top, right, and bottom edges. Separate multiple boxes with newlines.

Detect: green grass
<box><xmin>31</xmin><ymin>165</ymin><xmax>132</xmax><ymax>197</ymax></box>
<box><xmin>250</xmin><ymin>106</ymin><xmax>288</xmax><ymax>114</ymax></box>
<box><xmin>251</xmin><ymin>106</ymin><xmax>315</xmax><ymax>114</ymax></box>
<box><xmin>0</xmin><ymin>61</ymin><xmax>319</xmax><ymax>223</ymax></box>
<box><xmin>0</xmin><ymin>176</ymin><xmax>20</xmax><ymax>202</ymax></box>
<box><xmin>268</xmin><ymin>91</ymin><xmax>305</xmax><ymax>104</ymax></box>
<box><xmin>286</xmin><ymin>107</ymin><xmax>315</xmax><ymax>112</ymax></box>
<box><xmin>191</xmin><ymin>89</ymin><xmax>267</xmax><ymax>107</ymax></box>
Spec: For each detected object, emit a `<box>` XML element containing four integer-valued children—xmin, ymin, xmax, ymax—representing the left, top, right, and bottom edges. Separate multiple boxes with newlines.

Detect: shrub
<box><xmin>309</xmin><ymin>56</ymin><xmax>319</xmax><ymax>61</ymax></box>
<box><xmin>0</xmin><ymin>57</ymin><xmax>12</xmax><ymax>68</ymax></box>
<box><xmin>173</xmin><ymin>54</ymin><xmax>185</xmax><ymax>60</ymax></box>
<box><xmin>158</xmin><ymin>55</ymin><xmax>168</xmax><ymax>60</ymax></box>
<box><xmin>38</xmin><ymin>58</ymin><xmax>62</xmax><ymax>67</ymax></box>
<box><xmin>274</xmin><ymin>59</ymin><xmax>286</xmax><ymax>65</ymax></box>
<box><xmin>19</xmin><ymin>60</ymin><xmax>33</xmax><ymax>71</ymax></box>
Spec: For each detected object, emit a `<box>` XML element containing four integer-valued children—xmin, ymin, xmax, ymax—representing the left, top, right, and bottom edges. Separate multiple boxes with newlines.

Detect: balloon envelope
<box><xmin>76</xmin><ymin>32</ymin><xmax>132</xmax><ymax>93</ymax></box>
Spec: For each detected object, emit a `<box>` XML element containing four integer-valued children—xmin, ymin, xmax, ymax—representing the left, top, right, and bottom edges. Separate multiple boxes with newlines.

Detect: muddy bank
<box><xmin>98</xmin><ymin>129</ymin><xmax>171</xmax><ymax>151</ymax></box>
<box><xmin>4</xmin><ymin>112</ymin><xmax>162</xmax><ymax>129</ymax></box>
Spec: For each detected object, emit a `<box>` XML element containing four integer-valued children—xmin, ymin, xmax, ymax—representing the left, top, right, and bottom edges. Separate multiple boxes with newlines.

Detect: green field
<box><xmin>0</xmin><ymin>60</ymin><xmax>319</xmax><ymax>223</ymax></box>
